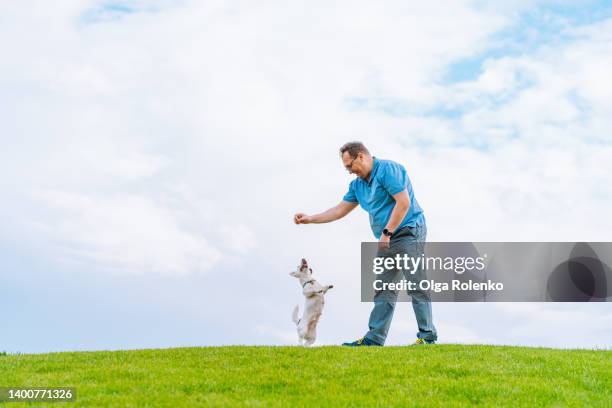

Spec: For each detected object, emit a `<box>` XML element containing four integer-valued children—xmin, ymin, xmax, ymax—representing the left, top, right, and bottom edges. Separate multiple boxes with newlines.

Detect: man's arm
<box><xmin>294</xmin><ymin>201</ymin><xmax>358</xmax><ymax>224</ymax></box>
<box><xmin>383</xmin><ymin>189</ymin><xmax>410</xmax><ymax>233</ymax></box>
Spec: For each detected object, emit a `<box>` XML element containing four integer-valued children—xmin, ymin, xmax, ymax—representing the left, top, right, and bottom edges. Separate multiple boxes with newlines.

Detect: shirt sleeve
<box><xmin>342</xmin><ymin>181</ymin><xmax>358</xmax><ymax>203</ymax></box>
<box><xmin>380</xmin><ymin>162</ymin><xmax>407</xmax><ymax>196</ymax></box>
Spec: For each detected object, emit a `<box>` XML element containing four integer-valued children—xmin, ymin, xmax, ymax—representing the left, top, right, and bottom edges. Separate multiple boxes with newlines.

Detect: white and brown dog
<box><xmin>290</xmin><ymin>258</ymin><xmax>333</xmax><ymax>346</ymax></box>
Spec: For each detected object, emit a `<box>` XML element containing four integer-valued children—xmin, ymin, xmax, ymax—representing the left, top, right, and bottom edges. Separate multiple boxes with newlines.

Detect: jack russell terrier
<box><xmin>290</xmin><ymin>258</ymin><xmax>333</xmax><ymax>346</ymax></box>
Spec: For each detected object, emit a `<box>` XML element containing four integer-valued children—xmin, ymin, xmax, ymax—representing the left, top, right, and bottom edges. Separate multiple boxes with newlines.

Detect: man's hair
<box><xmin>339</xmin><ymin>141</ymin><xmax>370</xmax><ymax>159</ymax></box>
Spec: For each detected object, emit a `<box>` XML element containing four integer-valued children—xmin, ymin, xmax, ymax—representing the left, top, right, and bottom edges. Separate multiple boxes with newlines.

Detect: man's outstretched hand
<box><xmin>294</xmin><ymin>213</ymin><xmax>312</xmax><ymax>224</ymax></box>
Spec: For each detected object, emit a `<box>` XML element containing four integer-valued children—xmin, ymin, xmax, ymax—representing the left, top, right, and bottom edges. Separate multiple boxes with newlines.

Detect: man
<box><xmin>293</xmin><ymin>142</ymin><xmax>437</xmax><ymax>346</ymax></box>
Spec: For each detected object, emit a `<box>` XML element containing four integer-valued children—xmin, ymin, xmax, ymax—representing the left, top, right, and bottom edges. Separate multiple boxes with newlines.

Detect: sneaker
<box><xmin>413</xmin><ymin>338</ymin><xmax>436</xmax><ymax>345</ymax></box>
<box><xmin>342</xmin><ymin>336</ymin><xmax>382</xmax><ymax>347</ymax></box>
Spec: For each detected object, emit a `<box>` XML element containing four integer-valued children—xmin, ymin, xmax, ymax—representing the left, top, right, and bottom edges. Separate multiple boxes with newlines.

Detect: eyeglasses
<box><xmin>344</xmin><ymin>157</ymin><xmax>357</xmax><ymax>171</ymax></box>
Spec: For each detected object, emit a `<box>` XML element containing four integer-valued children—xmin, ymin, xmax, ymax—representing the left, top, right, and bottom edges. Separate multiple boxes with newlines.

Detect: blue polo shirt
<box><xmin>343</xmin><ymin>157</ymin><xmax>426</xmax><ymax>239</ymax></box>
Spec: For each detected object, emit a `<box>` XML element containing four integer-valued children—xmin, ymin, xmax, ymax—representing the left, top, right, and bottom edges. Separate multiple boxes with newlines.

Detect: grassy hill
<box><xmin>1</xmin><ymin>345</ymin><xmax>610</xmax><ymax>407</ymax></box>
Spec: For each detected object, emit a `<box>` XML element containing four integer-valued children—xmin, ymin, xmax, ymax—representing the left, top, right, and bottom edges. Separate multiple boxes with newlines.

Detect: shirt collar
<box><xmin>365</xmin><ymin>157</ymin><xmax>379</xmax><ymax>185</ymax></box>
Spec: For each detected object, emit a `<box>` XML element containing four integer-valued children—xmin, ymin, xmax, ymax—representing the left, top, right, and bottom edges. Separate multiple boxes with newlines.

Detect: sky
<box><xmin>1</xmin><ymin>0</ymin><xmax>612</xmax><ymax>353</ymax></box>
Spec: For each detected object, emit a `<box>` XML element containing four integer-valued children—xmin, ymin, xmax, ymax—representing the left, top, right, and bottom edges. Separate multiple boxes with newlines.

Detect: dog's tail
<box><xmin>291</xmin><ymin>305</ymin><xmax>300</xmax><ymax>325</ymax></box>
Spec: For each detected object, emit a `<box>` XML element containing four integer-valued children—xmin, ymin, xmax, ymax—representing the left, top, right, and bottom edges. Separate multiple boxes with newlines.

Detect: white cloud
<box><xmin>27</xmin><ymin>190</ymin><xmax>221</xmax><ymax>275</ymax></box>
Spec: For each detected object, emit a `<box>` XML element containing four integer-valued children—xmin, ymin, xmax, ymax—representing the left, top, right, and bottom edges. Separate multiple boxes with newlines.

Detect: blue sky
<box><xmin>1</xmin><ymin>0</ymin><xmax>612</xmax><ymax>353</ymax></box>
<box><xmin>445</xmin><ymin>1</ymin><xmax>612</xmax><ymax>83</ymax></box>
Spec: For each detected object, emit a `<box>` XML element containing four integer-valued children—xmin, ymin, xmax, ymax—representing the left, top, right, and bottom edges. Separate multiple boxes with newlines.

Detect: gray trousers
<box><xmin>365</xmin><ymin>224</ymin><xmax>437</xmax><ymax>344</ymax></box>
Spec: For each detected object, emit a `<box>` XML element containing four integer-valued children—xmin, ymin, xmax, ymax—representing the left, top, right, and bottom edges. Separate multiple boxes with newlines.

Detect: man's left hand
<box><xmin>378</xmin><ymin>234</ymin><xmax>390</xmax><ymax>250</ymax></box>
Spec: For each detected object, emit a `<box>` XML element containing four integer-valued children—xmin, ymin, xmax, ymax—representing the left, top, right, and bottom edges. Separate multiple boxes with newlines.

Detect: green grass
<box><xmin>1</xmin><ymin>345</ymin><xmax>610</xmax><ymax>407</ymax></box>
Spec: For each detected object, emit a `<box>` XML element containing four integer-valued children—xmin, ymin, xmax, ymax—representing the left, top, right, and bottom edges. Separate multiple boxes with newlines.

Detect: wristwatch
<box><xmin>382</xmin><ymin>228</ymin><xmax>393</xmax><ymax>237</ymax></box>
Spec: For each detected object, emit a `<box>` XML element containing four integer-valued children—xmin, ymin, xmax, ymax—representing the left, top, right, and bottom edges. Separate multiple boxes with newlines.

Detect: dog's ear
<box><xmin>309</xmin><ymin>268</ymin><xmax>313</xmax><ymax>274</ymax></box>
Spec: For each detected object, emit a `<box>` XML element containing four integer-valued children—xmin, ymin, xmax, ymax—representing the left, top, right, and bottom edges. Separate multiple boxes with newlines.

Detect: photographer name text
<box><xmin>373</xmin><ymin>279</ymin><xmax>504</xmax><ymax>292</ymax></box>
